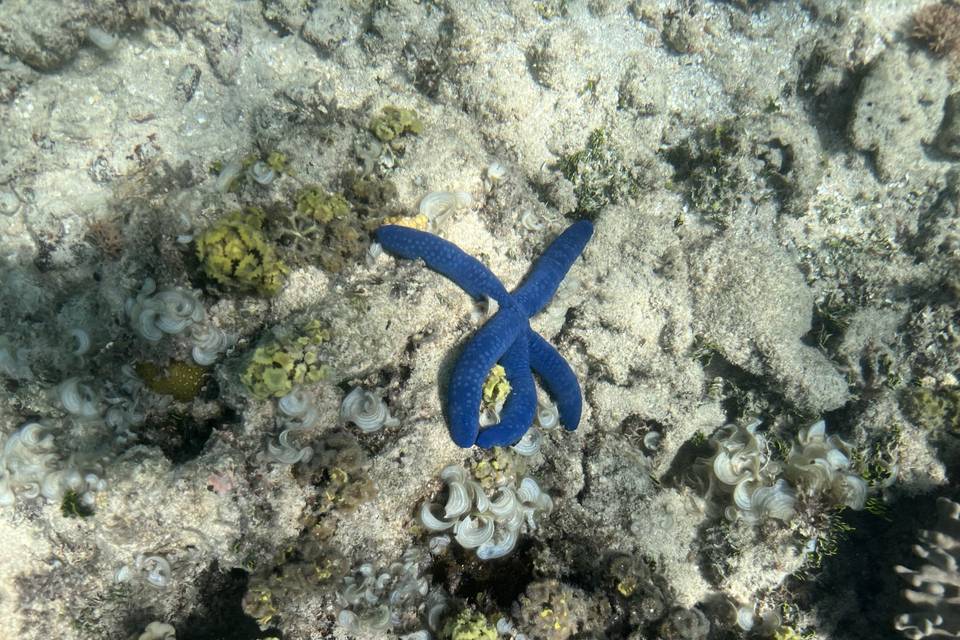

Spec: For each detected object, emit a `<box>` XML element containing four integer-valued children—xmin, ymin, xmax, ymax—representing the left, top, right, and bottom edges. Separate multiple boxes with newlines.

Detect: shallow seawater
<box><xmin>0</xmin><ymin>1</ymin><xmax>958</xmax><ymax>639</ymax></box>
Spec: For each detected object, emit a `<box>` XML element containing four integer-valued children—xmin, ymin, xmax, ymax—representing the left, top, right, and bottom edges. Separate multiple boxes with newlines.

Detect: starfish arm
<box><xmin>475</xmin><ymin>337</ymin><xmax>537</xmax><ymax>448</ymax></box>
<box><xmin>447</xmin><ymin>306</ymin><xmax>528</xmax><ymax>447</ymax></box>
<box><xmin>375</xmin><ymin>225</ymin><xmax>512</xmax><ymax>305</ymax></box>
<box><xmin>528</xmin><ymin>331</ymin><xmax>582</xmax><ymax>431</ymax></box>
<box><xmin>512</xmin><ymin>220</ymin><xmax>593</xmax><ymax>317</ymax></box>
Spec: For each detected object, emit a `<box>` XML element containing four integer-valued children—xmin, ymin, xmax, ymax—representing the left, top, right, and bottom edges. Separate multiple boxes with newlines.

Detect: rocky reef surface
<box><xmin>0</xmin><ymin>1</ymin><xmax>958</xmax><ymax>639</ymax></box>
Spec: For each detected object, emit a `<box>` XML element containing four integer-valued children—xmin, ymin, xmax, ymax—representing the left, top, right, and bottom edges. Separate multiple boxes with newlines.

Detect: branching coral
<box><xmin>895</xmin><ymin>497</ymin><xmax>960</xmax><ymax>638</ymax></box>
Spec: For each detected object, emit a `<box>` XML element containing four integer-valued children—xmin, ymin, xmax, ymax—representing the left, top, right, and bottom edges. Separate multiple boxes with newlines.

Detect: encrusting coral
<box><xmin>195</xmin><ymin>208</ymin><xmax>288</xmax><ymax>295</ymax></box>
<box><xmin>135</xmin><ymin>360</ymin><xmax>208</xmax><ymax>403</ymax></box>
<box><xmin>241</xmin><ymin>319</ymin><xmax>330</xmax><ymax>399</ymax></box>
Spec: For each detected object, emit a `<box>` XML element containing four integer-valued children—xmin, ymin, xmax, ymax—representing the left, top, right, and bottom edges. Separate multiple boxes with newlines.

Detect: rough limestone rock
<box><xmin>937</xmin><ymin>93</ymin><xmax>960</xmax><ymax>159</ymax></box>
<box><xmin>850</xmin><ymin>47</ymin><xmax>951</xmax><ymax>181</ymax></box>
<box><xmin>689</xmin><ymin>234</ymin><xmax>849</xmax><ymax>414</ymax></box>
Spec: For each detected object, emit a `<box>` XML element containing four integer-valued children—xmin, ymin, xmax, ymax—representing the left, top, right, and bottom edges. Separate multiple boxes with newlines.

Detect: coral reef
<box><xmin>270</xmin><ymin>188</ymin><xmax>368</xmax><ymax>272</ymax></box>
<box><xmin>911</xmin><ymin>2</ymin><xmax>960</xmax><ymax>61</ymax></box>
<box><xmin>0</xmin><ymin>1</ymin><xmax>957</xmax><ymax>639</ymax></box>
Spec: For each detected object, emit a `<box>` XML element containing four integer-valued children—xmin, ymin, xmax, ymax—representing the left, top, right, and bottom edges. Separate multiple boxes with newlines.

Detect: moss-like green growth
<box><xmin>902</xmin><ymin>386</ymin><xmax>960</xmax><ymax>433</ymax></box>
<box><xmin>514</xmin><ymin>579</ymin><xmax>585</xmax><ymax>640</ymax></box>
<box><xmin>61</xmin><ymin>489</ymin><xmax>94</xmax><ymax>518</ymax></box>
<box><xmin>602</xmin><ymin>553</ymin><xmax>674</xmax><ymax>629</ymax></box>
<box><xmin>241</xmin><ymin>319</ymin><xmax>330</xmax><ymax>399</ymax></box>
<box><xmin>346</xmin><ymin>172</ymin><xmax>400</xmax><ymax>218</ymax></box>
<box><xmin>472</xmin><ymin>447</ymin><xmax>525</xmax><ymax>493</ymax></box>
<box><xmin>295</xmin><ymin>430</ymin><xmax>377</xmax><ymax>521</ymax></box>
<box><xmin>242</xmin><ymin>530</ymin><xmax>347</xmax><ymax>631</ymax></box>
<box><xmin>265</xmin><ymin>151</ymin><xmax>288</xmax><ymax>175</ymax></box>
<box><xmin>295</xmin><ymin>187</ymin><xmax>351</xmax><ymax>224</ymax></box>
<box><xmin>773</xmin><ymin>627</ymin><xmax>814</xmax><ymax>640</ymax></box>
<box><xmin>442</xmin><ymin>608</ymin><xmax>497</xmax><ymax>640</ymax></box>
<box><xmin>195</xmin><ymin>208</ymin><xmax>288</xmax><ymax>295</ymax></box>
<box><xmin>369</xmin><ymin>105</ymin><xmax>424</xmax><ymax>143</ymax></box>
<box><xmin>241</xmin><ymin>584</ymin><xmax>278</xmax><ymax>627</ymax></box>
<box><xmin>664</xmin><ymin>121</ymin><xmax>745</xmax><ymax>229</ymax></box>
<box><xmin>135</xmin><ymin>360</ymin><xmax>208</xmax><ymax>402</ymax></box>
<box><xmin>481</xmin><ymin>364</ymin><xmax>511</xmax><ymax>413</ymax></box>
<box><xmin>271</xmin><ymin>191</ymin><xmax>366</xmax><ymax>273</ymax></box>
<box><xmin>558</xmin><ymin>127</ymin><xmax>650</xmax><ymax>217</ymax></box>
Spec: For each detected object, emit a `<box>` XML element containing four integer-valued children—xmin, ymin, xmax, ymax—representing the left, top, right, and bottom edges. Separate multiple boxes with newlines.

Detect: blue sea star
<box><xmin>375</xmin><ymin>220</ymin><xmax>593</xmax><ymax>448</ymax></box>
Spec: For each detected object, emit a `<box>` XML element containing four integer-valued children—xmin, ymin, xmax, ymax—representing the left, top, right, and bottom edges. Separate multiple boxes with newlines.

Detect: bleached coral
<box><xmin>340</xmin><ymin>386</ymin><xmax>399</xmax><ymax>434</ymax></box>
<box><xmin>420</xmin><ymin>464</ymin><xmax>553</xmax><ymax>560</ymax></box>
<box><xmin>704</xmin><ymin>421</ymin><xmax>795</xmax><ymax>524</ymax></box>
<box><xmin>418</xmin><ymin>191</ymin><xmax>473</xmax><ymax>227</ymax></box>
<box><xmin>134</xmin><ymin>621</ymin><xmax>176</xmax><ymax>640</ymax></box>
<box><xmin>337</xmin><ymin>548</ymin><xmax>430</xmax><ymax>635</ymax></box>
<box><xmin>58</xmin><ymin>377</ymin><xmax>101</xmax><ymax>419</ymax></box>
<box><xmin>782</xmin><ymin>420</ymin><xmax>868</xmax><ymax>510</ymax></box>
<box><xmin>126</xmin><ymin>278</ymin><xmax>231</xmax><ymax>365</ymax></box>
<box><xmin>115</xmin><ymin>554</ymin><xmax>174</xmax><ymax>590</ymax></box>
<box><xmin>0</xmin><ymin>422</ymin><xmax>105</xmax><ymax>508</ymax></box>
<box><xmin>704</xmin><ymin>420</ymin><xmax>868</xmax><ymax>524</ymax></box>
<box><xmin>265</xmin><ymin>388</ymin><xmax>319</xmax><ymax>465</ymax></box>
<box><xmin>895</xmin><ymin>497</ymin><xmax>960</xmax><ymax>639</ymax></box>
<box><xmin>0</xmin><ymin>335</ymin><xmax>32</xmax><ymax>380</ymax></box>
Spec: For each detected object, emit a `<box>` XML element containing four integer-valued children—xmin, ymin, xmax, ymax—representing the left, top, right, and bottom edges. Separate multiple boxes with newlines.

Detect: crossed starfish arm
<box><xmin>527</xmin><ymin>332</ymin><xmax>582</xmax><ymax>432</ymax></box>
<box><xmin>446</xmin><ymin>307</ymin><xmax>530</xmax><ymax>447</ymax></box>
<box><xmin>375</xmin><ymin>224</ymin><xmax>512</xmax><ymax>306</ymax></box>
<box><xmin>512</xmin><ymin>220</ymin><xmax>593</xmax><ymax>316</ymax></box>
<box><xmin>374</xmin><ymin>221</ymin><xmax>592</xmax><ymax>448</ymax></box>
